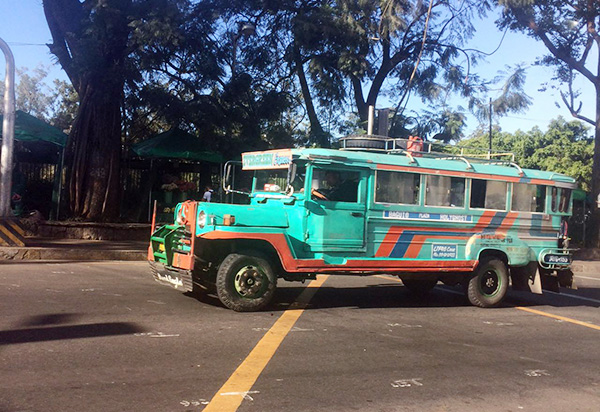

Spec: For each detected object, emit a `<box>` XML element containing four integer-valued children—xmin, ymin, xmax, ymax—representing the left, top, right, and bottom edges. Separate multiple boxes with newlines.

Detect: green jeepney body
<box><xmin>148</xmin><ymin>145</ymin><xmax>576</xmax><ymax>310</ymax></box>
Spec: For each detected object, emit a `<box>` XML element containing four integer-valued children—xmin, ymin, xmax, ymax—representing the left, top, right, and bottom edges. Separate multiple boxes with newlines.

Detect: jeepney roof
<box><xmin>243</xmin><ymin>147</ymin><xmax>577</xmax><ymax>187</ymax></box>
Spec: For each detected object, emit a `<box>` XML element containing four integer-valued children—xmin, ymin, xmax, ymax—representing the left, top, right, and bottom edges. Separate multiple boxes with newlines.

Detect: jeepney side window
<box><xmin>536</xmin><ymin>185</ymin><xmax>547</xmax><ymax>212</ymax></box>
<box><xmin>512</xmin><ymin>183</ymin><xmax>546</xmax><ymax>212</ymax></box>
<box><xmin>375</xmin><ymin>170</ymin><xmax>420</xmax><ymax>204</ymax></box>
<box><xmin>311</xmin><ymin>168</ymin><xmax>360</xmax><ymax>203</ymax></box>
<box><xmin>559</xmin><ymin>188</ymin><xmax>571</xmax><ymax>213</ymax></box>
<box><xmin>551</xmin><ymin>187</ymin><xmax>558</xmax><ymax>212</ymax></box>
<box><xmin>470</xmin><ymin>179</ymin><xmax>507</xmax><ymax>210</ymax></box>
<box><xmin>425</xmin><ymin>175</ymin><xmax>465</xmax><ymax>207</ymax></box>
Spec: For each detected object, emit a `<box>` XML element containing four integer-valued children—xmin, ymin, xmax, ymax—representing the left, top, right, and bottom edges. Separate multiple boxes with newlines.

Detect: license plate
<box><xmin>543</xmin><ymin>254</ymin><xmax>570</xmax><ymax>264</ymax></box>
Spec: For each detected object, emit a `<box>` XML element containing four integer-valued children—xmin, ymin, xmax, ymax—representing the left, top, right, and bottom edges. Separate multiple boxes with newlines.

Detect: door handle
<box><xmin>351</xmin><ymin>212</ymin><xmax>363</xmax><ymax>217</ymax></box>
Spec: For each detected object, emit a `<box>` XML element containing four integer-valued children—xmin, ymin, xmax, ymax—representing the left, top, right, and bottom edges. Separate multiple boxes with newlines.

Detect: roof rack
<box><xmin>339</xmin><ymin>135</ymin><xmax>519</xmax><ymax>169</ymax></box>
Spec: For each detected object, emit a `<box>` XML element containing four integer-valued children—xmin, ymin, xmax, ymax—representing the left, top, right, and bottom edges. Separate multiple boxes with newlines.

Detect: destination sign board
<box><xmin>242</xmin><ymin>149</ymin><xmax>293</xmax><ymax>170</ymax></box>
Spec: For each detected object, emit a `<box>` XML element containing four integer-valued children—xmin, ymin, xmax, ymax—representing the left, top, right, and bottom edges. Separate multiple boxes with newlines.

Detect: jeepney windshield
<box><xmin>254</xmin><ymin>163</ymin><xmax>306</xmax><ymax>194</ymax></box>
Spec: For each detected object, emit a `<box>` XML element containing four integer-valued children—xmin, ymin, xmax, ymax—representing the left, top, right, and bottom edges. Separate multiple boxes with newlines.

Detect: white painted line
<box><xmin>544</xmin><ymin>290</ymin><xmax>600</xmax><ymax>305</ymax></box>
<box><xmin>576</xmin><ymin>275</ymin><xmax>600</xmax><ymax>282</ymax></box>
<box><xmin>220</xmin><ymin>391</ymin><xmax>260</xmax><ymax>401</ymax></box>
<box><xmin>525</xmin><ymin>369</ymin><xmax>550</xmax><ymax>377</ymax></box>
<box><xmin>391</xmin><ymin>378</ymin><xmax>423</xmax><ymax>388</ymax></box>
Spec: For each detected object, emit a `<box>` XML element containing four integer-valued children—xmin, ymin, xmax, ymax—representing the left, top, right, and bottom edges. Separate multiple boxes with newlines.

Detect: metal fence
<box><xmin>16</xmin><ymin>160</ymin><xmax>222</xmax><ymax>222</ymax></box>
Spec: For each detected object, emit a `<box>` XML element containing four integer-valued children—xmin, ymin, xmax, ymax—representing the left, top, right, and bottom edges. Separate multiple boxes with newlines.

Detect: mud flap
<box><xmin>528</xmin><ymin>268</ymin><xmax>543</xmax><ymax>295</ymax></box>
<box><xmin>513</xmin><ymin>263</ymin><xmax>576</xmax><ymax>294</ymax></box>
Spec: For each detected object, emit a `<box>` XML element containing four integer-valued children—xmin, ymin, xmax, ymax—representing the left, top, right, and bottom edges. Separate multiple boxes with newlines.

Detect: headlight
<box><xmin>175</xmin><ymin>205</ymin><xmax>184</xmax><ymax>225</ymax></box>
<box><xmin>198</xmin><ymin>210</ymin><xmax>206</xmax><ymax>228</ymax></box>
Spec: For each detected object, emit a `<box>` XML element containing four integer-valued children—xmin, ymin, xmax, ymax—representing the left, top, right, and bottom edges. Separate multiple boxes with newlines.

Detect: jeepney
<box><xmin>148</xmin><ymin>136</ymin><xmax>576</xmax><ymax>311</ymax></box>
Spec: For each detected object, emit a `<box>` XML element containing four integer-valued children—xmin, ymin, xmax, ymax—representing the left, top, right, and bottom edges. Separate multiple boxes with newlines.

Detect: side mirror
<box><xmin>287</xmin><ymin>163</ymin><xmax>297</xmax><ymax>186</ymax></box>
<box><xmin>223</xmin><ymin>161</ymin><xmax>235</xmax><ymax>193</ymax></box>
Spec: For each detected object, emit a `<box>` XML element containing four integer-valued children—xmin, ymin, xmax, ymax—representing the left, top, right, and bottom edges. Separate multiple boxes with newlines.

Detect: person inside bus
<box><xmin>312</xmin><ymin>170</ymin><xmax>357</xmax><ymax>202</ymax></box>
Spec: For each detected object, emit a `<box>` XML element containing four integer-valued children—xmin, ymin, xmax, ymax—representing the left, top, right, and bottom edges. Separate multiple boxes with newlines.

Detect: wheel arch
<box><xmin>195</xmin><ymin>237</ymin><xmax>286</xmax><ymax>275</ymax></box>
<box><xmin>477</xmin><ymin>248</ymin><xmax>509</xmax><ymax>267</ymax></box>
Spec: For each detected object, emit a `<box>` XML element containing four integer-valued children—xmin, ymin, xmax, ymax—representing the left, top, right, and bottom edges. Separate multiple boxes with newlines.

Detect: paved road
<box><xmin>1</xmin><ymin>261</ymin><xmax>599</xmax><ymax>412</ymax></box>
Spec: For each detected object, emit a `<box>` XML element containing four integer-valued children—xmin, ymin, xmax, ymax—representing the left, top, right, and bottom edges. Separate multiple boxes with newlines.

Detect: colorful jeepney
<box><xmin>148</xmin><ymin>139</ymin><xmax>576</xmax><ymax>311</ymax></box>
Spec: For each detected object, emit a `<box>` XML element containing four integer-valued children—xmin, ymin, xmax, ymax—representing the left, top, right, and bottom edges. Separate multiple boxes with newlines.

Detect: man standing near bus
<box><xmin>202</xmin><ymin>185</ymin><xmax>213</xmax><ymax>202</ymax></box>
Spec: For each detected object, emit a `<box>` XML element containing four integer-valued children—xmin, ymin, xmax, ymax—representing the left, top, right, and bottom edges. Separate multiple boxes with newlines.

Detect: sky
<box><xmin>0</xmin><ymin>0</ymin><xmax>595</xmax><ymax>138</ymax></box>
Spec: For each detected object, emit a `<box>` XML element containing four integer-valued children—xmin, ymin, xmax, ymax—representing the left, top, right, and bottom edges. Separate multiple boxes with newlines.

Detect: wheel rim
<box><xmin>234</xmin><ymin>265</ymin><xmax>267</xmax><ymax>298</ymax></box>
<box><xmin>479</xmin><ymin>269</ymin><xmax>501</xmax><ymax>297</ymax></box>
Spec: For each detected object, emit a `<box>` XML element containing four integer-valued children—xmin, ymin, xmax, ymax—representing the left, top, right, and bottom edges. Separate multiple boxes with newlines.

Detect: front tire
<box><xmin>216</xmin><ymin>252</ymin><xmax>277</xmax><ymax>312</ymax></box>
<box><xmin>467</xmin><ymin>258</ymin><xmax>508</xmax><ymax>308</ymax></box>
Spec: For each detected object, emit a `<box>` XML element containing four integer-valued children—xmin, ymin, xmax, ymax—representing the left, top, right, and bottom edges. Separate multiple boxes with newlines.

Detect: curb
<box><xmin>0</xmin><ymin>247</ymin><xmax>146</xmax><ymax>261</ymax></box>
<box><xmin>571</xmin><ymin>260</ymin><xmax>600</xmax><ymax>275</ymax></box>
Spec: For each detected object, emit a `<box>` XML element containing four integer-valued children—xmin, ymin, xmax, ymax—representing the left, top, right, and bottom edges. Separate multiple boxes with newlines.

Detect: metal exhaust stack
<box><xmin>367</xmin><ymin>105</ymin><xmax>374</xmax><ymax>135</ymax></box>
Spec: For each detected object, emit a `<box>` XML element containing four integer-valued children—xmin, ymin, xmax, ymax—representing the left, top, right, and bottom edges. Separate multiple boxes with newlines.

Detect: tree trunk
<box><xmin>293</xmin><ymin>43</ymin><xmax>329</xmax><ymax>147</ymax></box>
<box><xmin>66</xmin><ymin>81</ymin><xmax>122</xmax><ymax>221</ymax></box>
<box><xmin>591</xmin><ymin>82</ymin><xmax>600</xmax><ymax>247</ymax></box>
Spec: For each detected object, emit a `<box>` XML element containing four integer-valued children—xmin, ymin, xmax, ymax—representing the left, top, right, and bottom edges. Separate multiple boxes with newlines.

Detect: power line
<box><xmin>7</xmin><ymin>42</ymin><xmax>47</xmax><ymax>47</ymax></box>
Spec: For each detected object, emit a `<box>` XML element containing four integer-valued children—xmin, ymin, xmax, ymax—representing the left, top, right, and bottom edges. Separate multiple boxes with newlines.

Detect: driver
<box><xmin>312</xmin><ymin>170</ymin><xmax>357</xmax><ymax>202</ymax></box>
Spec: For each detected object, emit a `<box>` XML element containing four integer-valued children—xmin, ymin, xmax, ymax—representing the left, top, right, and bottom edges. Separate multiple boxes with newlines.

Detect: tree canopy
<box><xmin>462</xmin><ymin>117</ymin><xmax>593</xmax><ymax>191</ymax></box>
<box><xmin>36</xmin><ymin>0</ymin><xmax>592</xmax><ymax>222</ymax></box>
<box><xmin>497</xmin><ymin>0</ymin><xmax>600</xmax><ymax>245</ymax></box>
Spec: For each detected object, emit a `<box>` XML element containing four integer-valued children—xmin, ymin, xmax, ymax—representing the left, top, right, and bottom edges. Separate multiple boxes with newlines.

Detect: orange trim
<box><xmin>375</xmin><ymin>228</ymin><xmax>403</xmax><ymax>257</ymax></box>
<box><xmin>201</xmin><ymin>231</ymin><xmax>476</xmax><ymax>273</ymax></box>
<box><xmin>374</xmin><ymin>210</ymin><xmax>499</xmax><ymax>258</ymax></box>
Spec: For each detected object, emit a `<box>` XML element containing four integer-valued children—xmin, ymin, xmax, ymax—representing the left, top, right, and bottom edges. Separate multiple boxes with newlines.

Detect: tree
<box><xmin>226</xmin><ymin>1</ymin><xmax>534</xmax><ymax>145</ymax></box>
<box><xmin>0</xmin><ymin>65</ymin><xmax>54</xmax><ymax>120</ymax></box>
<box><xmin>497</xmin><ymin>0</ymin><xmax>600</xmax><ymax>245</ymax></box>
<box><xmin>50</xmin><ymin>80</ymin><xmax>79</xmax><ymax>133</ymax></box>
<box><xmin>43</xmin><ymin>0</ymin><xmax>135</xmax><ymax>220</ymax></box>
<box><xmin>461</xmin><ymin>117</ymin><xmax>593</xmax><ymax>191</ymax></box>
<box><xmin>43</xmin><ymin>0</ymin><xmax>200</xmax><ymax>220</ymax></box>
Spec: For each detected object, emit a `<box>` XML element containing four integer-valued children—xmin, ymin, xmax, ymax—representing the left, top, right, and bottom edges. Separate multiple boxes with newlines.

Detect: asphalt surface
<box><xmin>1</xmin><ymin>261</ymin><xmax>599</xmax><ymax>412</ymax></box>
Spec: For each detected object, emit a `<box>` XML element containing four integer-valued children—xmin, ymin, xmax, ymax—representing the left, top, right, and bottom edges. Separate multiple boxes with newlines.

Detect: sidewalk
<box><xmin>0</xmin><ymin>237</ymin><xmax>148</xmax><ymax>261</ymax></box>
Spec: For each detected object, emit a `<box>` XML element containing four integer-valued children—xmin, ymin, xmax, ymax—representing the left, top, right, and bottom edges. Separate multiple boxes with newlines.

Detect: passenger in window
<box><xmin>450</xmin><ymin>179</ymin><xmax>465</xmax><ymax>207</ymax></box>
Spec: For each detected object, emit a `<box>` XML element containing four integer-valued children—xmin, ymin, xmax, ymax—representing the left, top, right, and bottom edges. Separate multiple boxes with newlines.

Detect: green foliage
<box><xmin>0</xmin><ymin>66</ymin><xmax>54</xmax><ymax>121</ymax></box>
<box><xmin>50</xmin><ymin>80</ymin><xmax>79</xmax><ymax>133</ymax></box>
<box><xmin>461</xmin><ymin>117</ymin><xmax>593</xmax><ymax>190</ymax></box>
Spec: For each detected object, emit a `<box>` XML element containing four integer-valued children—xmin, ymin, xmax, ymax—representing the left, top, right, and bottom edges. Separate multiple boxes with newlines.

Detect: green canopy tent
<box><xmin>3</xmin><ymin>110</ymin><xmax>68</xmax><ymax>146</ymax></box>
<box><xmin>0</xmin><ymin>110</ymin><xmax>67</xmax><ymax>218</ymax></box>
<box><xmin>131</xmin><ymin>128</ymin><xmax>223</xmax><ymax>163</ymax></box>
<box><xmin>130</xmin><ymin>128</ymin><xmax>224</xmax><ymax>221</ymax></box>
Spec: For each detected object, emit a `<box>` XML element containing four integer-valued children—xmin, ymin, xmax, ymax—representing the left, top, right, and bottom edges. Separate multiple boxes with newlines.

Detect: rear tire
<box><xmin>467</xmin><ymin>258</ymin><xmax>508</xmax><ymax>308</ymax></box>
<box><xmin>216</xmin><ymin>252</ymin><xmax>277</xmax><ymax>312</ymax></box>
<box><xmin>401</xmin><ymin>278</ymin><xmax>438</xmax><ymax>294</ymax></box>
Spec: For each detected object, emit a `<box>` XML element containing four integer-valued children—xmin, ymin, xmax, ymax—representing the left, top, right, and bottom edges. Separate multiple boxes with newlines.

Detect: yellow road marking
<box><xmin>0</xmin><ymin>224</ymin><xmax>24</xmax><ymax>246</ymax></box>
<box><xmin>516</xmin><ymin>307</ymin><xmax>600</xmax><ymax>331</ymax></box>
<box><xmin>378</xmin><ymin>275</ymin><xmax>600</xmax><ymax>332</ymax></box>
<box><xmin>203</xmin><ymin>275</ymin><xmax>328</xmax><ymax>412</ymax></box>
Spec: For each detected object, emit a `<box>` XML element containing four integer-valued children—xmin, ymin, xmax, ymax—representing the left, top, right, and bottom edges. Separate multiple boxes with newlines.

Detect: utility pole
<box><xmin>488</xmin><ymin>98</ymin><xmax>492</xmax><ymax>159</ymax></box>
<box><xmin>0</xmin><ymin>37</ymin><xmax>15</xmax><ymax>217</ymax></box>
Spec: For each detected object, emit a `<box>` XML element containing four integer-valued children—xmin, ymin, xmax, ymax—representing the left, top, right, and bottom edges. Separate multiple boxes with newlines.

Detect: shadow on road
<box><xmin>0</xmin><ymin>322</ymin><xmax>146</xmax><ymax>345</ymax></box>
<box><xmin>183</xmin><ymin>281</ymin><xmax>600</xmax><ymax>312</ymax></box>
